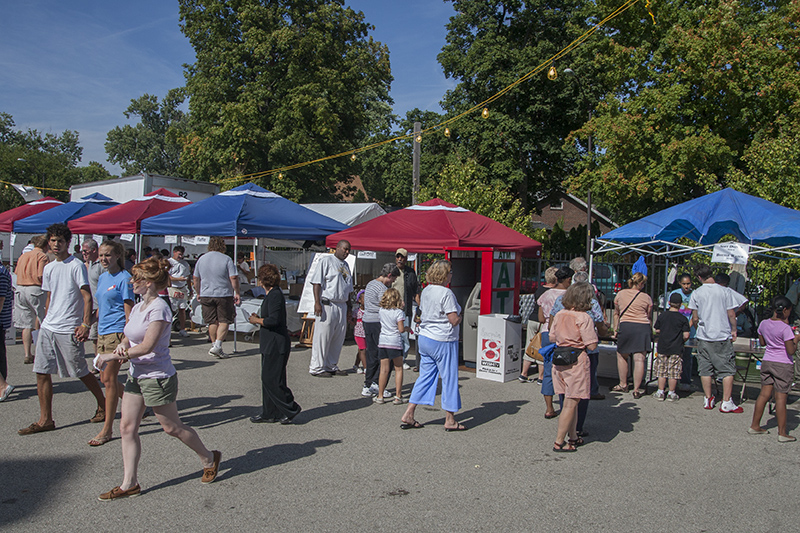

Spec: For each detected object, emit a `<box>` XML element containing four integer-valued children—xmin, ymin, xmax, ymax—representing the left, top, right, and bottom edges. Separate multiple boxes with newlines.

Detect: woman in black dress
<box><xmin>248</xmin><ymin>264</ymin><xmax>301</xmax><ymax>424</ymax></box>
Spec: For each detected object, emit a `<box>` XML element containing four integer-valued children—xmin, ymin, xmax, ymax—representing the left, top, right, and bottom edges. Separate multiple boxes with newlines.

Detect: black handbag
<box><xmin>552</xmin><ymin>346</ymin><xmax>581</xmax><ymax>366</ymax></box>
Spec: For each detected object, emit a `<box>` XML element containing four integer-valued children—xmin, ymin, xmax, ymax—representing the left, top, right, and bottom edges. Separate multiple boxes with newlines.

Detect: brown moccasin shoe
<box><xmin>201</xmin><ymin>450</ymin><xmax>221</xmax><ymax>484</ymax></box>
<box><xmin>98</xmin><ymin>485</ymin><xmax>141</xmax><ymax>501</ymax></box>
<box><xmin>90</xmin><ymin>407</ymin><xmax>106</xmax><ymax>423</ymax></box>
<box><xmin>18</xmin><ymin>421</ymin><xmax>56</xmax><ymax>435</ymax></box>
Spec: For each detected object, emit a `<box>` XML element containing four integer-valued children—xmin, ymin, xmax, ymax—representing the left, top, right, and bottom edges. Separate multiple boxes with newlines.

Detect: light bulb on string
<box><xmin>444</xmin><ymin>127</ymin><xmax>451</xmax><ymax>138</ymax></box>
<box><xmin>350</xmin><ymin>153</ymin><xmax>357</xmax><ymax>162</ymax></box>
<box><xmin>278</xmin><ymin>173</ymin><xmax>284</xmax><ymax>180</ymax></box>
<box><xmin>482</xmin><ymin>108</ymin><xmax>489</xmax><ymax>119</ymax></box>
<box><xmin>415</xmin><ymin>134</ymin><xmax>422</xmax><ymax>143</ymax></box>
<box><xmin>547</xmin><ymin>65</ymin><xmax>558</xmax><ymax>80</ymax></box>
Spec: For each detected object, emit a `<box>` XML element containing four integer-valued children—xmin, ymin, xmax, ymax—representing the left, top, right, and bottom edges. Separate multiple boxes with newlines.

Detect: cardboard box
<box><xmin>476</xmin><ymin>314</ymin><xmax>522</xmax><ymax>382</ymax></box>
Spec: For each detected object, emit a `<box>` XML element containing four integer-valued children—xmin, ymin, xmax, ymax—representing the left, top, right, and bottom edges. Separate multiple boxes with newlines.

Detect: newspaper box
<box><xmin>476</xmin><ymin>313</ymin><xmax>521</xmax><ymax>382</ymax></box>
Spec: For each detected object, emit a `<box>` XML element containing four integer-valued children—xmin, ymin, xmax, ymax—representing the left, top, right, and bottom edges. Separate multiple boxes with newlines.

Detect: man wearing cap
<box><xmin>309</xmin><ymin>240</ymin><xmax>353</xmax><ymax>377</ymax></box>
<box><xmin>392</xmin><ymin>248</ymin><xmax>420</xmax><ymax>369</ymax></box>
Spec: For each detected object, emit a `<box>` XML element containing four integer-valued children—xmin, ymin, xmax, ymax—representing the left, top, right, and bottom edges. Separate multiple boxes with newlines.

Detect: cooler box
<box><xmin>476</xmin><ymin>313</ymin><xmax>522</xmax><ymax>382</ymax></box>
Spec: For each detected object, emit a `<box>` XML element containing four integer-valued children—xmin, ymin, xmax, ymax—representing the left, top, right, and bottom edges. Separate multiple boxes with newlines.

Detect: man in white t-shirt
<box><xmin>689</xmin><ymin>264</ymin><xmax>742</xmax><ymax>414</ymax></box>
<box><xmin>169</xmin><ymin>246</ymin><xmax>192</xmax><ymax>338</ymax></box>
<box><xmin>19</xmin><ymin>223</ymin><xmax>106</xmax><ymax>435</ymax></box>
<box><xmin>193</xmin><ymin>237</ymin><xmax>240</xmax><ymax>359</ymax></box>
<box><xmin>309</xmin><ymin>240</ymin><xmax>353</xmax><ymax>376</ymax></box>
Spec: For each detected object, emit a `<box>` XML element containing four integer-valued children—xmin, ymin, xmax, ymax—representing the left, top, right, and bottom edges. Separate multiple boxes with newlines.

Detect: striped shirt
<box><xmin>0</xmin><ymin>265</ymin><xmax>13</xmax><ymax>329</ymax></box>
<box><xmin>363</xmin><ymin>279</ymin><xmax>388</xmax><ymax>323</ymax></box>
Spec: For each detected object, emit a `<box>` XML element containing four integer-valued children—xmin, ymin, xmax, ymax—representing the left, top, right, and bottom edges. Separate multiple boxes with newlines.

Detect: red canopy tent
<box><xmin>325</xmin><ymin>199</ymin><xmax>541</xmax><ymax>256</ymax></box>
<box><xmin>0</xmin><ymin>197</ymin><xmax>64</xmax><ymax>232</ymax></box>
<box><xmin>68</xmin><ymin>188</ymin><xmax>190</xmax><ymax>234</ymax></box>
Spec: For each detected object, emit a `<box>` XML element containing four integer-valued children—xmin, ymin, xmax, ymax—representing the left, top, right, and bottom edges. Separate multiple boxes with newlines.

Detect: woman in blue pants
<box><xmin>400</xmin><ymin>260</ymin><xmax>465</xmax><ymax>431</ymax></box>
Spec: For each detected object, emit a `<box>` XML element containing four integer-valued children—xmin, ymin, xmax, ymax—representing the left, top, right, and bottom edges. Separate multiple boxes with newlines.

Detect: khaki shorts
<box><xmin>168</xmin><ymin>286</ymin><xmax>189</xmax><ymax>310</ymax></box>
<box><xmin>14</xmin><ymin>285</ymin><xmax>46</xmax><ymax>329</ymax></box>
<box><xmin>761</xmin><ymin>360</ymin><xmax>793</xmax><ymax>394</ymax></box>
<box><xmin>97</xmin><ymin>332</ymin><xmax>125</xmax><ymax>354</ymax></box>
<box><xmin>199</xmin><ymin>296</ymin><xmax>235</xmax><ymax>325</ymax></box>
<box><xmin>124</xmin><ymin>374</ymin><xmax>178</xmax><ymax>407</ymax></box>
<box><xmin>32</xmin><ymin>328</ymin><xmax>89</xmax><ymax>378</ymax></box>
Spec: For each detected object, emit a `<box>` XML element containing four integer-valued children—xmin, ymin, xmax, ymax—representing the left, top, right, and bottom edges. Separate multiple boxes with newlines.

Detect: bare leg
<box><xmin>393</xmin><ymin>357</ymin><xmax>404</xmax><ymax>398</ymax></box>
<box><xmin>378</xmin><ymin>359</ymin><xmax>390</xmax><ymax>398</ymax></box>
<box><xmin>401</xmin><ymin>403</ymin><xmax>418</xmax><ymax>425</ymax></box>
<box><xmin>701</xmin><ymin>375</ymin><xmax>714</xmax><ymax>399</ymax></box>
<box><xmin>153</xmin><ymin>402</ymin><xmax>214</xmax><ymax>467</ymax></box>
<box><xmin>521</xmin><ymin>359</ymin><xmax>532</xmax><ymax>378</ymax></box>
<box><xmin>93</xmin><ymin>360</ymin><xmax>122</xmax><ymax>441</ymax></box>
<box><xmin>215</xmin><ymin>322</ymin><xmax>230</xmax><ymax>343</ymax></box>
<box><xmin>750</xmin><ymin>384</ymin><xmax>772</xmax><ymax>431</ymax></box>
<box><xmin>633</xmin><ymin>352</ymin><xmax>646</xmax><ymax>392</ymax></box>
<box><xmin>22</xmin><ymin>328</ymin><xmax>33</xmax><ymax>361</ymax></box>
<box><xmin>207</xmin><ymin>323</ymin><xmax>218</xmax><ymax>343</ymax></box>
<box><xmin>556</xmin><ymin>398</ymin><xmax>580</xmax><ymax>444</ymax></box>
<box><xmin>79</xmin><ymin>372</ymin><xmax>106</xmax><ymax>409</ymax></box>
<box><xmin>775</xmin><ymin>392</ymin><xmax>789</xmax><ymax>437</ymax></box>
<box><xmin>544</xmin><ymin>395</ymin><xmax>556</xmax><ymax>416</ymax></box>
<box><xmin>721</xmin><ymin>375</ymin><xmax>735</xmax><ymax>403</ymax></box>
<box><xmin>443</xmin><ymin>410</ymin><xmax>460</xmax><ymax>429</ymax></box>
<box><xmin>657</xmin><ymin>377</ymin><xmax>667</xmax><ymax>390</ymax></box>
<box><xmin>36</xmin><ymin>373</ymin><xmax>54</xmax><ymax>425</ymax></box>
<box><xmin>119</xmin><ymin>392</ymin><xmax>146</xmax><ymax>490</ymax></box>
<box><xmin>667</xmin><ymin>378</ymin><xmax>678</xmax><ymax>393</ymax></box>
<box><xmin>357</xmin><ymin>349</ymin><xmax>366</xmax><ymax>369</ymax></box>
<box><xmin>616</xmin><ymin>353</ymin><xmax>629</xmax><ymax>389</ymax></box>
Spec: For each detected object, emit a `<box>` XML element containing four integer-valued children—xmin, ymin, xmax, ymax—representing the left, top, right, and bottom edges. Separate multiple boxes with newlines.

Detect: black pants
<box><xmin>0</xmin><ymin>329</ymin><xmax>6</xmax><ymax>380</ymax></box>
<box><xmin>363</xmin><ymin>322</ymin><xmax>381</xmax><ymax>388</ymax></box>
<box><xmin>260</xmin><ymin>333</ymin><xmax>300</xmax><ymax>419</ymax></box>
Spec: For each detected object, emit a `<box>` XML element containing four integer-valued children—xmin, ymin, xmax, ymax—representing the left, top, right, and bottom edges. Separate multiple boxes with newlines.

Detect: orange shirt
<box><xmin>550</xmin><ymin>309</ymin><xmax>598</xmax><ymax>349</ymax></box>
<box><xmin>614</xmin><ymin>288</ymin><xmax>653</xmax><ymax>325</ymax></box>
<box><xmin>15</xmin><ymin>248</ymin><xmax>48</xmax><ymax>286</ymax></box>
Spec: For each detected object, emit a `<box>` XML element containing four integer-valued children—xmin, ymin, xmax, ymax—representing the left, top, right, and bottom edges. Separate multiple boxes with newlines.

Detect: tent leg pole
<box><xmin>234</xmin><ymin>236</ymin><xmax>238</xmax><ymax>354</ymax></box>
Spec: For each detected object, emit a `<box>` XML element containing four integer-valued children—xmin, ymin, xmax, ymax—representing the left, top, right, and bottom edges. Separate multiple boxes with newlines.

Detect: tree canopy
<box><xmin>0</xmin><ymin>112</ymin><xmax>111</xmax><ymax>212</ymax></box>
<box><xmin>177</xmin><ymin>0</ymin><xmax>393</xmax><ymax>201</ymax></box>
<box><xmin>105</xmin><ymin>89</ymin><xmax>189</xmax><ymax>177</ymax></box>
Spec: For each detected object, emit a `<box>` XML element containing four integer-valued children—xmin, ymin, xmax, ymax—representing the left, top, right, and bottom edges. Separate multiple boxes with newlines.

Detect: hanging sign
<box><xmin>711</xmin><ymin>242</ymin><xmax>749</xmax><ymax>265</ymax></box>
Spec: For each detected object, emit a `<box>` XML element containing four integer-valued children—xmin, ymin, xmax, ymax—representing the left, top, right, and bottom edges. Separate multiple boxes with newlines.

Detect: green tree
<box><xmin>177</xmin><ymin>0</ymin><xmax>393</xmax><ymax>201</ymax></box>
<box><xmin>437</xmin><ymin>0</ymin><xmax>608</xmax><ymax>209</ymax></box>
<box><xmin>0</xmin><ymin>112</ymin><xmax>111</xmax><ymax>211</ymax></box>
<box><xmin>420</xmin><ymin>158</ymin><xmax>532</xmax><ymax>236</ymax></box>
<box><xmin>105</xmin><ymin>89</ymin><xmax>189</xmax><ymax>176</ymax></box>
<box><xmin>567</xmin><ymin>0</ymin><xmax>800</xmax><ymax>222</ymax></box>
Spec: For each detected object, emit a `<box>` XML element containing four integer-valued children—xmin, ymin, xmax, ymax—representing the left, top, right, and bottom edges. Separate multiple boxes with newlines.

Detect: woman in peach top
<box><xmin>612</xmin><ymin>273</ymin><xmax>653</xmax><ymax>398</ymax></box>
<box><xmin>549</xmin><ymin>282</ymin><xmax>598</xmax><ymax>452</ymax></box>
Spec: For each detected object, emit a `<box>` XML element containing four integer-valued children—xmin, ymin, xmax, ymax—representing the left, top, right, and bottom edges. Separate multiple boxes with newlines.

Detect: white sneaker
<box><xmin>666</xmin><ymin>391</ymin><xmax>679</xmax><ymax>402</ymax></box>
<box><xmin>369</xmin><ymin>383</ymin><xmax>379</xmax><ymax>395</ymax></box>
<box><xmin>383</xmin><ymin>390</ymin><xmax>393</xmax><ymax>398</ymax></box>
<box><xmin>720</xmin><ymin>400</ymin><xmax>744</xmax><ymax>413</ymax></box>
<box><xmin>361</xmin><ymin>386</ymin><xmax>375</xmax><ymax>397</ymax></box>
<box><xmin>357</xmin><ymin>367</ymin><xmax>365</xmax><ymax>374</ymax></box>
<box><xmin>652</xmin><ymin>390</ymin><xmax>666</xmax><ymax>401</ymax></box>
<box><xmin>403</xmin><ymin>363</ymin><xmax>412</xmax><ymax>370</ymax></box>
<box><xmin>179</xmin><ymin>329</ymin><xmax>189</xmax><ymax>337</ymax></box>
<box><xmin>209</xmin><ymin>346</ymin><xmax>228</xmax><ymax>359</ymax></box>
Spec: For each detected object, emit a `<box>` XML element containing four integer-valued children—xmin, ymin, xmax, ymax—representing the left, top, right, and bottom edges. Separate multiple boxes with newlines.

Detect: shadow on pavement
<box><xmin>137</xmin><ymin>395</ymin><xmax>248</xmax><ymax>435</ymax></box>
<box><xmin>293</xmin><ymin>397</ymin><xmax>373</xmax><ymax>424</ymax></box>
<box><xmin>143</xmin><ymin>438</ymin><xmax>342</xmax><ymax>494</ymax></box>
<box><xmin>425</xmin><ymin>400</ymin><xmax>528</xmax><ymax>429</ymax></box>
<box><xmin>0</xmin><ymin>456</ymin><xmax>83</xmax><ymax>527</ymax></box>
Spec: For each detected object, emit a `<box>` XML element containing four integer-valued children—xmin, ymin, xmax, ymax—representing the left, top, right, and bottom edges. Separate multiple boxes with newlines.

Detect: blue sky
<box><xmin>0</xmin><ymin>1</ymin><xmax>456</xmax><ymax>175</ymax></box>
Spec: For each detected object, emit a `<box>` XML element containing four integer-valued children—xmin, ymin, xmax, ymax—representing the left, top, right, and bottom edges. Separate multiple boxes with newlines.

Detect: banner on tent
<box><xmin>712</xmin><ymin>242</ymin><xmax>749</xmax><ymax>265</ymax></box>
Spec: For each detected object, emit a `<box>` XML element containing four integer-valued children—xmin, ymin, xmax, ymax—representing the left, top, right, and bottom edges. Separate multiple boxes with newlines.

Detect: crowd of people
<box><xmin>2</xmin><ymin>229</ymin><xmax>798</xmax><ymax>498</ymax></box>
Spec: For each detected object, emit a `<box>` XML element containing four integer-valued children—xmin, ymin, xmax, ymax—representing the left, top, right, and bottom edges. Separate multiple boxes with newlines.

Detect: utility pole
<box><xmin>412</xmin><ymin>121</ymin><xmax>421</xmax><ymax>205</ymax></box>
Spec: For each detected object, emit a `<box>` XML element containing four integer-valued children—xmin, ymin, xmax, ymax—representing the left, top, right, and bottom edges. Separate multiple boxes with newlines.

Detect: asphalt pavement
<box><xmin>1</xmin><ymin>331</ymin><xmax>799</xmax><ymax>532</ymax></box>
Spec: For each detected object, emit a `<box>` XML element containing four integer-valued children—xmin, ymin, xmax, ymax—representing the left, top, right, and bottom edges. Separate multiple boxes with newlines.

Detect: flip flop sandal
<box><xmin>400</xmin><ymin>420</ymin><xmax>424</xmax><ymax>430</ymax></box>
<box><xmin>88</xmin><ymin>436</ymin><xmax>114</xmax><ymax>447</ymax></box>
<box><xmin>544</xmin><ymin>412</ymin><xmax>559</xmax><ymax>419</ymax></box>
<box><xmin>568</xmin><ymin>437</ymin><xmax>584</xmax><ymax>447</ymax></box>
<box><xmin>444</xmin><ymin>424</ymin><xmax>468</xmax><ymax>432</ymax></box>
<box><xmin>553</xmin><ymin>441</ymin><xmax>577</xmax><ymax>453</ymax></box>
<box><xmin>610</xmin><ymin>385</ymin><xmax>628</xmax><ymax>393</ymax></box>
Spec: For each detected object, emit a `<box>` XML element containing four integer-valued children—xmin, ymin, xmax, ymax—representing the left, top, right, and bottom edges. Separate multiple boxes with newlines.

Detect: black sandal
<box><xmin>568</xmin><ymin>437</ymin><xmax>584</xmax><ymax>447</ymax></box>
<box><xmin>553</xmin><ymin>441</ymin><xmax>577</xmax><ymax>453</ymax></box>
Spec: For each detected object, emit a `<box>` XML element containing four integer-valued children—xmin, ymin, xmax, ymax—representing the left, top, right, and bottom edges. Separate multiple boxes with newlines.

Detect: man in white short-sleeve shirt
<box><xmin>309</xmin><ymin>240</ymin><xmax>353</xmax><ymax>376</ymax></box>
<box><xmin>168</xmin><ymin>245</ymin><xmax>192</xmax><ymax>337</ymax></box>
<box><xmin>19</xmin><ymin>223</ymin><xmax>106</xmax><ymax>436</ymax></box>
<box><xmin>689</xmin><ymin>264</ymin><xmax>742</xmax><ymax>414</ymax></box>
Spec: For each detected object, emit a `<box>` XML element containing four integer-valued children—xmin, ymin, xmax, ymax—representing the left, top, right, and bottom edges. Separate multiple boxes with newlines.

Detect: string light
<box><xmin>216</xmin><ymin>0</ymin><xmax>650</xmax><ymax>188</ymax></box>
<box><xmin>444</xmin><ymin>127</ymin><xmax>451</xmax><ymax>138</ymax></box>
<box><xmin>415</xmin><ymin>134</ymin><xmax>422</xmax><ymax>143</ymax></box>
<box><xmin>350</xmin><ymin>153</ymin><xmax>357</xmax><ymax>161</ymax></box>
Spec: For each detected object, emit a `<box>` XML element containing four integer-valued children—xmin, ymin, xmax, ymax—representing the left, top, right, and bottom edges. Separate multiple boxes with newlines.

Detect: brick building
<box><xmin>531</xmin><ymin>191</ymin><xmax>617</xmax><ymax>233</ymax></box>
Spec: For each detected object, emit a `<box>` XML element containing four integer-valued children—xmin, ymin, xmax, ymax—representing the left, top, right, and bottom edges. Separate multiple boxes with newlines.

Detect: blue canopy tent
<box><xmin>592</xmin><ymin>188</ymin><xmax>800</xmax><ymax>308</ymax></box>
<box><xmin>13</xmin><ymin>192</ymin><xmax>118</xmax><ymax>234</ymax></box>
<box><xmin>140</xmin><ymin>183</ymin><xmax>349</xmax><ymax>239</ymax></box>
<box><xmin>140</xmin><ymin>183</ymin><xmax>350</xmax><ymax>351</ymax></box>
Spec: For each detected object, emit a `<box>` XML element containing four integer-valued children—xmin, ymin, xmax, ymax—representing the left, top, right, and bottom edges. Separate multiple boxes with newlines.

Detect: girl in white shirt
<box><xmin>375</xmin><ymin>288</ymin><xmax>407</xmax><ymax>404</ymax></box>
